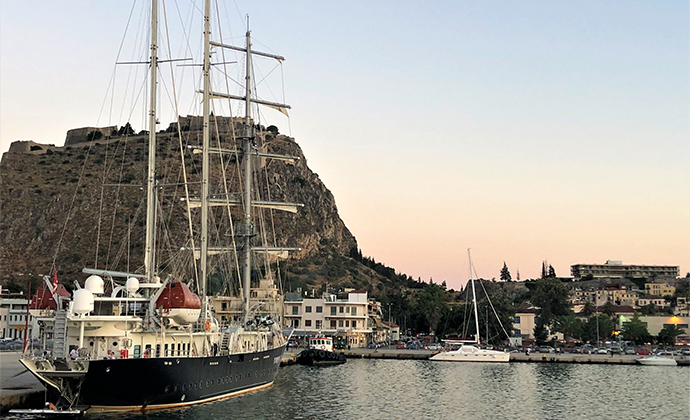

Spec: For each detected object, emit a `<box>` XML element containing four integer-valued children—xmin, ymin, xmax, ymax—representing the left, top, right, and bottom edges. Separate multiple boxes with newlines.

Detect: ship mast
<box><xmin>144</xmin><ymin>0</ymin><xmax>159</xmax><ymax>282</ymax></box>
<box><xmin>200</xmin><ymin>0</ymin><xmax>212</xmax><ymax>321</ymax></box>
<box><xmin>468</xmin><ymin>249</ymin><xmax>480</xmax><ymax>344</ymax></box>
<box><xmin>241</xmin><ymin>21</ymin><xmax>254</xmax><ymax>324</ymax></box>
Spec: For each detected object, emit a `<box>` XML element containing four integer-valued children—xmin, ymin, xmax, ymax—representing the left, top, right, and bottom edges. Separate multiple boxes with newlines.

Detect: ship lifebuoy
<box><xmin>205</xmin><ymin>320</ymin><xmax>211</xmax><ymax>331</ymax></box>
<box><xmin>320</xmin><ymin>345</ymin><xmax>326</xmax><ymax>350</ymax></box>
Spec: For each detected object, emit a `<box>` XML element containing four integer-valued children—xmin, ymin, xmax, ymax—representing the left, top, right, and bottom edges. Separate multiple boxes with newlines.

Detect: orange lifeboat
<box><xmin>155</xmin><ymin>282</ymin><xmax>201</xmax><ymax>325</ymax></box>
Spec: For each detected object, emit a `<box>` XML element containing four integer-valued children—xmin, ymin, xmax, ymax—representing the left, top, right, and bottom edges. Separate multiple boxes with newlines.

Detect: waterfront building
<box><xmin>675</xmin><ymin>297</ymin><xmax>689</xmax><ymax>317</ymax></box>
<box><xmin>571</xmin><ymin>260</ymin><xmax>678</xmax><ymax>280</ymax></box>
<box><xmin>644</xmin><ymin>283</ymin><xmax>675</xmax><ymax>297</ymax></box>
<box><xmin>283</xmin><ymin>290</ymin><xmax>372</xmax><ymax>348</ymax></box>
<box><xmin>0</xmin><ymin>287</ymin><xmax>39</xmax><ymax>340</ymax></box>
<box><xmin>382</xmin><ymin>321</ymin><xmax>400</xmax><ymax>342</ymax></box>
<box><xmin>210</xmin><ymin>279</ymin><xmax>283</xmax><ymax>326</ymax></box>
<box><xmin>637</xmin><ymin>315</ymin><xmax>689</xmax><ymax>340</ymax></box>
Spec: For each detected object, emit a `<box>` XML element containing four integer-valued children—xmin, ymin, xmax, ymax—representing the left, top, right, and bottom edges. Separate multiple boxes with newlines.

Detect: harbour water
<box><xmin>61</xmin><ymin>359</ymin><xmax>690</xmax><ymax>420</ymax></box>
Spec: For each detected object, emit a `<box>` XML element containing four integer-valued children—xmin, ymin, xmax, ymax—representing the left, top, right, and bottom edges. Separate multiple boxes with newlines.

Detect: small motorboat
<box><xmin>636</xmin><ymin>355</ymin><xmax>677</xmax><ymax>366</ymax></box>
<box><xmin>297</xmin><ymin>337</ymin><xmax>346</xmax><ymax>366</ymax></box>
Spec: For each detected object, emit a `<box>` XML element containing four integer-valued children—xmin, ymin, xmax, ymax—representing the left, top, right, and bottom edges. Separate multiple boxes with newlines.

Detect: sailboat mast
<box><xmin>200</xmin><ymin>0</ymin><xmax>211</xmax><ymax>317</ymax></box>
<box><xmin>468</xmin><ymin>249</ymin><xmax>480</xmax><ymax>344</ymax></box>
<box><xmin>144</xmin><ymin>0</ymin><xmax>159</xmax><ymax>281</ymax></box>
<box><xmin>241</xmin><ymin>21</ymin><xmax>254</xmax><ymax>323</ymax></box>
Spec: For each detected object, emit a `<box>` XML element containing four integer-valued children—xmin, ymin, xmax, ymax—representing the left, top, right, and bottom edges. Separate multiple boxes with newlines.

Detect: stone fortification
<box><xmin>64</xmin><ymin>126</ymin><xmax>118</xmax><ymax>146</ymax></box>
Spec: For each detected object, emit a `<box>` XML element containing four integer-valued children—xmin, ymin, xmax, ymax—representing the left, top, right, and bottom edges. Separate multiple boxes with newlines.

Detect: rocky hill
<box><xmin>0</xmin><ymin>118</ymin><xmax>406</xmax><ymax>296</ymax></box>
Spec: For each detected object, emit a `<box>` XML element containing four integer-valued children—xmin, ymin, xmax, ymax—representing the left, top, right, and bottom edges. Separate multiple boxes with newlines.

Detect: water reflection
<box><xmin>16</xmin><ymin>360</ymin><xmax>688</xmax><ymax>420</ymax></box>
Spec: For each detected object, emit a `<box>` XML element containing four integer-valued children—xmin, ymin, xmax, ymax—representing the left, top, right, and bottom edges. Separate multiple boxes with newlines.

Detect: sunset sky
<box><xmin>1</xmin><ymin>1</ymin><xmax>688</xmax><ymax>290</ymax></box>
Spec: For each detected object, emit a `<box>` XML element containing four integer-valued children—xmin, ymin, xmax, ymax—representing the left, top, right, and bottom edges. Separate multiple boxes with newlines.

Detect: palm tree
<box><xmin>554</xmin><ymin>313</ymin><xmax>583</xmax><ymax>341</ymax></box>
<box><xmin>621</xmin><ymin>313</ymin><xmax>651</xmax><ymax>344</ymax></box>
<box><xmin>657</xmin><ymin>324</ymin><xmax>686</xmax><ymax>346</ymax></box>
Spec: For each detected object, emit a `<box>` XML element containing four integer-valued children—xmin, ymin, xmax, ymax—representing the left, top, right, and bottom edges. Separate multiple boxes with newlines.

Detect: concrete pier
<box><xmin>0</xmin><ymin>352</ymin><xmax>45</xmax><ymax>413</ymax></box>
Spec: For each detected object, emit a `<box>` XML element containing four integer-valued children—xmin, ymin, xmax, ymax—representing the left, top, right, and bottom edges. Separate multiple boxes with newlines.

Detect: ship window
<box><xmin>164</xmin><ymin>344</ymin><xmax>169</xmax><ymax>356</ymax></box>
<box><xmin>156</xmin><ymin>344</ymin><xmax>161</xmax><ymax>357</ymax></box>
<box><xmin>134</xmin><ymin>345</ymin><xmax>141</xmax><ymax>358</ymax></box>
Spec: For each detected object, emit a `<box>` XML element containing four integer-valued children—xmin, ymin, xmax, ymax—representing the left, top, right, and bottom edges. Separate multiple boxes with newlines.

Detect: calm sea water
<box><xmin>30</xmin><ymin>360</ymin><xmax>690</xmax><ymax>419</ymax></box>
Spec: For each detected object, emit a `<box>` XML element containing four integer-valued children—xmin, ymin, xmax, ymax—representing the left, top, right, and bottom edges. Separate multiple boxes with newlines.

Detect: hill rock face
<box><xmin>0</xmin><ymin>118</ymin><xmax>379</xmax><ymax>293</ymax></box>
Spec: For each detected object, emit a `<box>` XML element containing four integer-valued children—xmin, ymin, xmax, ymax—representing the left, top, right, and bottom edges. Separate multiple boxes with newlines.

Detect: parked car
<box><xmin>427</xmin><ymin>344</ymin><xmax>441</xmax><ymax>351</ymax></box>
<box><xmin>610</xmin><ymin>347</ymin><xmax>622</xmax><ymax>355</ymax></box>
<box><xmin>680</xmin><ymin>348</ymin><xmax>690</xmax><ymax>356</ymax></box>
<box><xmin>569</xmin><ymin>347</ymin><xmax>581</xmax><ymax>354</ymax></box>
<box><xmin>396</xmin><ymin>342</ymin><xmax>405</xmax><ymax>349</ymax></box>
<box><xmin>538</xmin><ymin>346</ymin><xmax>555</xmax><ymax>354</ymax></box>
<box><xmin>624</xmin><ymin>348</ymin><xmax>636</xmax><ymax>355</ymax></box>
<box><xmin>635</xmin><ymin>348</ymin><xmax>651</xmax><ymax>355</ymax></box>
<box><xmin>287</xmin><ymin>340</ymin><xmax>299</xmax><ymax>348</ymax></box>
<box><xmin>595</xmin><ymin>348</ymin><xmax>608</xmax><ymax>355</ymax></box>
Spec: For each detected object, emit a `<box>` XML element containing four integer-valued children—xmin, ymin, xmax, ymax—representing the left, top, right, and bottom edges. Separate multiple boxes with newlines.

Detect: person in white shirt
<box><xmin>70</xmin><ymin>347</ymin><xmax>79</xmax><ymax>360</ymax></box>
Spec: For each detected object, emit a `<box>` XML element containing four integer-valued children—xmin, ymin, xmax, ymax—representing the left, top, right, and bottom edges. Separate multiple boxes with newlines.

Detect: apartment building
<box><xmin>284</xmin><ymin>290</ymin><xmax>372</xmax><ymax>348</ymax></box>
<box><xmin>644</xmin><ymin>283</ymin><xmax>675</xmax><ymax>297</ymax></box>
<box><xmin>571</xmin><ymin>260</ymin><xmax>678</xmax><ymax>280</ymax></box>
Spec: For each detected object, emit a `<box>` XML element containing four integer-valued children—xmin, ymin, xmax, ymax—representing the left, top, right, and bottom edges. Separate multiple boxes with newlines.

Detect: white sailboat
<box><xmin>430</xmin><ymin>250</ymin><xmax>510</xmax><ymax>363</ymax></box>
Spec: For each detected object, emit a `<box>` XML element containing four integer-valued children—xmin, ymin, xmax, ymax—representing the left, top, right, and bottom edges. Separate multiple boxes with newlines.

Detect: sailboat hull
<box><xmin>430</xmin><ymin>347</ymin><xmax>510</xmax><ymax>363</ymax></box>
<box><xmin>24</xmin><ymin>346</ymin><xmax>285</xmax><ymax>410</ymax></box>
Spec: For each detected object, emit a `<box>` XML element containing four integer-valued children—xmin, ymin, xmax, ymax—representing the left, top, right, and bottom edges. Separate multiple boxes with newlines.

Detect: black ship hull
<box><xmin>296</xmin><ymin>349</ymin><xmax>346</xmax><ymax>366</ymax></box>
<box><xmin>39</xmin><ymin>346</ymin><xmax>286</xmax><ymax>410</ymax></box>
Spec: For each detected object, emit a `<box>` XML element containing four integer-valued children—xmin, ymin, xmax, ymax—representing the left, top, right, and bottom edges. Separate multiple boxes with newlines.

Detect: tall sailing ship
<box><xmin>21</xmin><ymin>0</ymin><xmax>300</xmax><ymax>410</ymax></box>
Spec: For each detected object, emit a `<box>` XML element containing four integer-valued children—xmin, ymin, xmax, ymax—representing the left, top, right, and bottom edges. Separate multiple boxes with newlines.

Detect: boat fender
<box><xmin>318</xmin><ymin>350</ymin><xmax>326</xmax><ymax>359</ymax></box>
<box><xmin>320</xmin><ymin>345</ymin><xmax>326</xmax><ymax>350</ymax></box>
<box><xmin>205</xmin><ymin>320</ymin><xmax>211</xmax><ymax>331</ymax></box>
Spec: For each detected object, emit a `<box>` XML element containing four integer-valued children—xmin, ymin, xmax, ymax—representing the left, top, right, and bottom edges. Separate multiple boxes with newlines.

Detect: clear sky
<box><xmin>1</xmin><ymin>1</ymin><xmax>688</xmax><ymax>290</ymax></box>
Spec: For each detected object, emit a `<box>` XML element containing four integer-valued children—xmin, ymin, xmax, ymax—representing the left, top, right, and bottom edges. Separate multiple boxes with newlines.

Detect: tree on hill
<box><xmin>602</xmin><ymin>301</ymin><xmax>615</xmax><ymax>316</ymax></box>
<box><xmin>541</xmin><ymin>262</ymin><xmax>547</xmax><ymax>279</ymax></box>
<box><xmin>582</xmin><ymin>302</ymin><xmax>596</xmax><ymax>317</ymax></box>
<box><xmin>621</xmin><ymin>313</ymin><xmax>651</xmax><ymax>344</ymax></box>
<box><xmin>548</xmin><ymin>265</ymin><xmax>556</xmax><ymax>278</ymax></box>
<box><xmin>500</xmin><ymin>262</ymin><xmax>512</xmax><ymax>282</ymax></box>
<box><xmin>529</xmin><ymin>277</ymin><xmax>570</xmax><ymax>328</ymax></box>
<box><xmin>266</xmin><ymin>125</ymin><xmax>279</xmax><ymax>135</ymax></box>
<box><xmin>639</xmin><ymin>304</ymin><xmax>658</xmax><ymax>316</ymax></box>
<box><xmin>118</xmin><ymin>122</ymin><xmax>135</xmax><ymax>136</ymax></box>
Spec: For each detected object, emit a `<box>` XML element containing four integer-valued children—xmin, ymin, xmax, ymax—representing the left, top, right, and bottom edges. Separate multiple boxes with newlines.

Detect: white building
<box><xmin>0</xmin><ymin>288</ymin><xmax>39</xmax><ymax>340</ymax></box>
<box><xmin>284</xmin><ymin>290</ymin><xmax>372</xmax><ymax>348</ymax></box>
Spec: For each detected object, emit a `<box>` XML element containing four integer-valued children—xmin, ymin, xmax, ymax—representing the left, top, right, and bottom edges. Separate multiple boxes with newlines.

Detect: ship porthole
<box><xmin>207</xmin><ymin>380</ymin><xmax>211</xmax><ymax>387</ymax></box>
<box><xmin>199</xmin><ymin>381</ymin><xmax>203</xmax><ymax>388</ymax></box>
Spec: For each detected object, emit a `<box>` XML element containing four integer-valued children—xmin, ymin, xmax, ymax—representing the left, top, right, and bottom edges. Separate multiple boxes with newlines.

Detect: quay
<box><xmin>0</xmin><ymin>352</ymin><xmax>45</xmax><ymax>413</ymax></box>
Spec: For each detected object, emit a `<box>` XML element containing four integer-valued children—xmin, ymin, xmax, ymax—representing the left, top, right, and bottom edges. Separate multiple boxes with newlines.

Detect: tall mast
<box><xmin>200</xmin><ymin>0</ymin><xmax>211</xmax><ymax>317</ymax></box>
<box><xmin>241</xmin><ymin>20</ymin><xmax>254</xmax><ymax>323</ymax></box>
<box><xmin>468</xmin><ymin>249</ymin><xmax>480</xmax><ymax>344</ymax></box>
<box><xmin>144</xmin><ymin>0</ymin><xmax>159</xmax><ymax>281</ymax></box>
